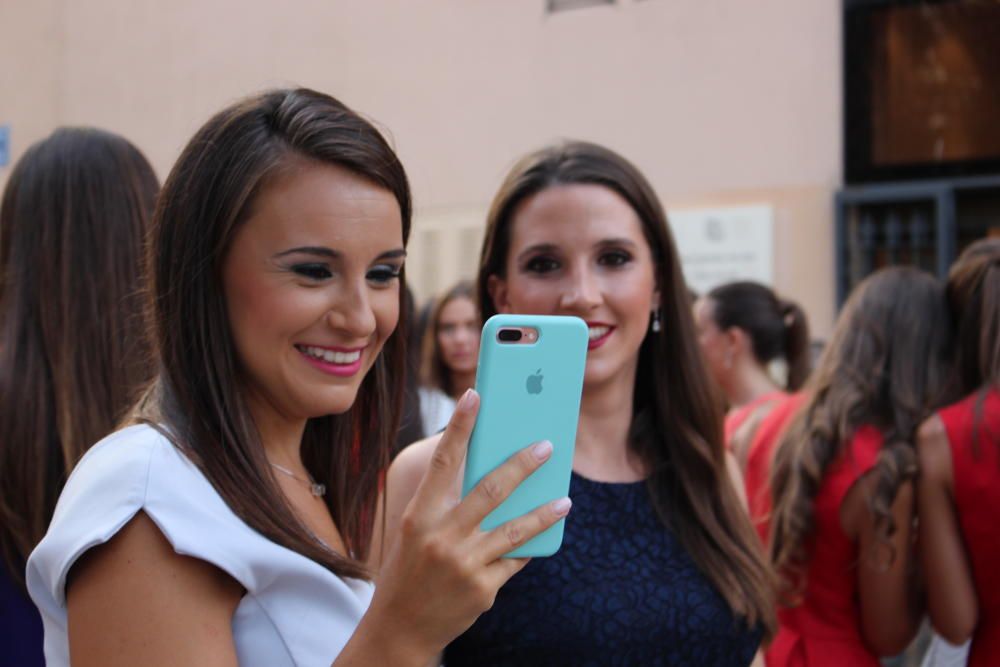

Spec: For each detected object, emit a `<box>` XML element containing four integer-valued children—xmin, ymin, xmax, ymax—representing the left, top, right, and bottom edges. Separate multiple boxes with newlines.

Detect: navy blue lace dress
<box><xmin>444</xmin><ymin>472</ymin><xmax>762</xmax><ymax>667</ymax></box>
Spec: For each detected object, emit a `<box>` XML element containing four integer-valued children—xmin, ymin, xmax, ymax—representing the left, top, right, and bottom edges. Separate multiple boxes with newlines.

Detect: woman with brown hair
<box><xmin>0</xmin><ymin>127</ymin><xmax>159</xmax><ymax>667</ymax></box>
<box><xmin>26</xmin><ymin>89</ymin><xmax>569</xmax><ymax>666</ymax></box>
<box><xmin>380</xmin><ymin>141</ymin><xmax>775</xmax><ymax>665</ymax></box>
<box><xmin>418</xmin><ymin>280</ymin><xmax>480</xmax><ymax>435</ymax></box>
<box><xmin>917</xmin><ymin>238</ymin><xmax>1000</xmax><ymax>666</ymax></box>
<box><xmin>764</xmin><ymin>267</ymin><xmax>952</xmax><ymax>666</ymax></box>
<box><xmin>693</xmin><ymin>281</ymin><xmax>810</xmax><ymax>468</ymax></box>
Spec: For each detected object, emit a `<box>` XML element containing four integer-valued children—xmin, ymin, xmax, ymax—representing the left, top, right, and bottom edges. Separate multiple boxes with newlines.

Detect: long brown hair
<box><xmin>946</xmin><ymin>238</ymin><xmax>1000</xmax><ymax>394</ymax></box>
<box><xmin>769</xmin><ymin>267</ymin><xmax>952</xmax><ymax>597</ymax></box>
<box><xmin>947</xmin><ymin>238</ymin><xmax>1000</xmax><ymax>454</ymax></box>
<box><xmin>0</xmin><ymin>128</ymin><xmax>158</xmax><ymax>588</ymax></box>
<box><xmin>707</xmin><ymin>281</ymin><xmax>811</xmax><ymax>391</ymax></box>
<box><xmin>420</xmin><ymin>280</ymin><xmax>477</xmax><ymax>397</ymax></box>
<box><xmin>137</xmin><ymin>88</ymin><xmax>411</xmax><ymax>580</ymax></box>
<box><xmin>477</xmin><ymin>141</ymin><xmax>775</xmax><ymax>636</ymax></box>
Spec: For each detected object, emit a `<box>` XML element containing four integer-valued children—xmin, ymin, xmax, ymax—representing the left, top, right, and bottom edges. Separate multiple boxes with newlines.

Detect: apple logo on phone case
<box><xmin>526</xmin><ymin>369</ymin><xmax>543</xmax><ymax>395</ymax></box>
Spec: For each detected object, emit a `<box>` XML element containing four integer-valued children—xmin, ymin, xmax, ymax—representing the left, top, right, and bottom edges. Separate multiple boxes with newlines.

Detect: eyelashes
<box><xmin>292</xmin><ymin>263</ymin><xmax>333</xmax><ymax>280</ymax></box>
<box><xmin>524</xmin><ymin>256</ymin><xmax>560</xmax><ymax>274</ymax></box>
<box><xmin>366</xmin><ymin>264</ymin><xmax>402</xmax><ymax>284</ymax></box>
<box><xmin>521</xmin><ymin>250</ymin><xmax>634</xmax><ymax>274</ymax></box>
<box><xmin>598</xmin><ymin>250</ymin><xmax>632</xmax><ymax>267</ymax></box>
<box><xmin>289</xmin><ymin>262</ymin><xmax>402</xmax><ymax>285</ymax></box>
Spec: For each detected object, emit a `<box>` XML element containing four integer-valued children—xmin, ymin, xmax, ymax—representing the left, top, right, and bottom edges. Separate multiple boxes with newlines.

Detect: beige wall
<box><xmin>0</xmin><ymin>0</ymin><xmax>59</xmax><ymax>171</ymax></box>
<box><xmin>0</xmin><ymin>0</ymin><xmax>841</xmax><ymax>334</ymax></box>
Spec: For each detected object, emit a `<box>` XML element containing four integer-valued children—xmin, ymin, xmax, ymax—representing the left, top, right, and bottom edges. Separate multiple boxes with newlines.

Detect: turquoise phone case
<box><xmin>462</xmin><ymin>314</ymin><xmax>588</xmax><ymax>557</ymax></box>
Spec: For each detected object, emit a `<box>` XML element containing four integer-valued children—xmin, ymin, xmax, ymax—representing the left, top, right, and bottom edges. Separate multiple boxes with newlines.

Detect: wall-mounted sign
<box><xmin>547</xmin><ymin>0</ymin><xmax>614</xmax><ymax>13</ymax></box>
<box><xmin>666</xmin><ymin>204</ymin><xmax>774</xmax><ymax>295</ymax></box>
<box><xmin>0</xmin><ymin>125</ymin><xmax>9</xmax><ymax>167</ymax></box>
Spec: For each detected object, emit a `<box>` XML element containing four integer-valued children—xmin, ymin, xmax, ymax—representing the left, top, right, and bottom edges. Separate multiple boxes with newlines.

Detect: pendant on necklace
<box><xmin>270</xmin><ymin>462</ymin><xmax>327</xmax><ymax>498</ymax></box>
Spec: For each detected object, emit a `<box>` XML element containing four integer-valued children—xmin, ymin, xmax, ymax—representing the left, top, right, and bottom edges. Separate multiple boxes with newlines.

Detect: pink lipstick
<box><xmin>296</xmin><ymin>344</ymin><xmax>366</xmax><ymax>377</ymax></box>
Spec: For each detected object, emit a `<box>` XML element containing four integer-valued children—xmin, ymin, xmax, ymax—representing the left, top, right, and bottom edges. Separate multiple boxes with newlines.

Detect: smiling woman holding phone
<box><xmin>379</xmin><ymin>141</ymin><xmax>775</xmax><ymax>666</ymax></box>
<box><xmin>26</xmin><ymin>89</ymin><xmax>571</xmax><ymax>667</ymax></box>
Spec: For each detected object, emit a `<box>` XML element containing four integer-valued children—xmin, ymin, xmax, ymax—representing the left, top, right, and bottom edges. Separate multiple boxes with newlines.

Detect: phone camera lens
<box><xmin>498</xmin><ymin>328</ymin><xmax>523</xmax><ymax>342</ymax></box>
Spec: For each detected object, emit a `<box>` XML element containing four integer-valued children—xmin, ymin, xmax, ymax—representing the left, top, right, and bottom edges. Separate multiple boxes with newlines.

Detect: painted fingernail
<box><xmin>531</xmin><ymin>440</ymin><xmax>553</xmax><ymax>461</ymax></box>
<box><xmin>458</xmin><ymin>389</ymin><xmax>478</xmax><ymax>411</ymax></box>
<box><xmin>551</xmin><ymin>497</ymin><xmax>572</xmax><ymax>516</ymax></box>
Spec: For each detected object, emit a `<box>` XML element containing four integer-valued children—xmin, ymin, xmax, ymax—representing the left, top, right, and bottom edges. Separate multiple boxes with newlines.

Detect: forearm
<box><xmin>858</xmin><ymin>481</ymin><xmax>923</xmax><ymax>655</ymax></box>
<box><xmin>923</xmin><ymin>554</ymin><xmax>977</xmax><ymax>642</ymax></box>
<box><xmin>916</xmin><ymin>445</ymin><xmax>978</xmax><ymax>640</ymax></box>
<box><xmin>859</xmin><ymin>576</ymin><xmax>922</xmax><ymax>655</ymax></box>
<box><xmin>333</xmin><ymin>612</ymin><xmax>431</xmax><ymax>667</ymax></box>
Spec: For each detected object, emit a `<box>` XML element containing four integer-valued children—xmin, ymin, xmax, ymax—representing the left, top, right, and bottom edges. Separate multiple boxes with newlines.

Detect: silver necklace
<box><xmin>270</xmin><ymin>462</ymin><xmax>326</xmax><ymax>498</ymax></box>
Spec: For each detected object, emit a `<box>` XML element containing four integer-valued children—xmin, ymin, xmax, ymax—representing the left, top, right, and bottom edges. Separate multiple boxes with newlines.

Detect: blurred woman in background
<box><xmin>693</xmin><ymin>281</ymin><xmax>810</xmax><ymax>470</ymax></box>
<box><xmin>764</xmin><ymin>267</ymin><xmax>952</xmax><ymax>666</ymax></box>
<box><xmin>0</xmin><ymin>127</ymin><xmax>159</xmax><ymax>666</ymax></box>
<box><xmin>918</xmin><ymin>238</ymin><xmax>1000</xmax><ymax>667</ymax></box>
<box><xmin>418</xmin><ymin>280</ymin><xmax>480</xmax><ymax>436</ymax></box>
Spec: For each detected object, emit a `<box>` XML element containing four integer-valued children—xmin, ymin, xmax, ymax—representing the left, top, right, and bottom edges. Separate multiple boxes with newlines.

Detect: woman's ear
<box><xmin>487</xmin><ymin>274</ymin><xmax>511</xmax><ymax>314</ymax></box>
<box><xmin>726</xmin><ymin>326</ymin><xmax>750</xmax><ymax>357</ymax></box>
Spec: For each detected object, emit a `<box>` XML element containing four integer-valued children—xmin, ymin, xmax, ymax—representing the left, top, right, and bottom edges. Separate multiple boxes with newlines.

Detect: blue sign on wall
<box><xmin>0</xmin><ymin>125</ymin><xmax>9</xmax><ymax>167</ymax></box>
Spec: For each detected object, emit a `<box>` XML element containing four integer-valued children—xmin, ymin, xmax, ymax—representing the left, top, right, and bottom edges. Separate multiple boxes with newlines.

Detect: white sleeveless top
<box><xmin>27</xmin><ymin>424</ymin><xmax>374</xmax><ymax>667</ymax></box>
<box><xmin>418</xmin><ymin>386</ymin><xmax>456</xmax><ymax>437</ymax></box>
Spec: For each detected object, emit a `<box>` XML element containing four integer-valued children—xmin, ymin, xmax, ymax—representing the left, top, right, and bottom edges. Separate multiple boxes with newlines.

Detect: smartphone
<box><xmin>462</xmin><ymin>314</ymin><xmax>588</xmax><ymax>557</ymax></box>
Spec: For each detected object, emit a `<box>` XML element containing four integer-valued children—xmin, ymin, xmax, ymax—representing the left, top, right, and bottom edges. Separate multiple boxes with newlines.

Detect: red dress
<box><xmin>744</xmin><ymin>392</ymin><xmax>808</xmax><ymax>543</ymax></box>
<box><xmin>939</xmin><ymin>388</ymin><xmax>1000</xmax><ymax>667</ymax></box>
<box><xmin>764</xmin><ymin>426</ymin><xmax>885</xmax><ymax>666</ymax></box>
<box><xmin>724</xmin><ymin>390</ymin><xmax>786</xmax><ymax>444</ymax></box>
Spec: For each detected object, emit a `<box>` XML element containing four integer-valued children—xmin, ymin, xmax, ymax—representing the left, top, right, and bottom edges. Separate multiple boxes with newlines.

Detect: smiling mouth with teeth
<box><xmin>588</xmin><ymin>326</ymin><xmax>610</xmax><ymax>341</ymax></box>
<box><xmin>297</xmin><ymin>345</ymin><xmax>362</xmax><ymax>365</ymax></box>
<box><xmin>586</xmin><ymin>324</ymin><xmax>614</xmax><ymax>350</ymax></box>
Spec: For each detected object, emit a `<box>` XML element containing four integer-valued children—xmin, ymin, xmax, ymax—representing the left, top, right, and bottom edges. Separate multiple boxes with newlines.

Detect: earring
<box><xmin>651</xmin><ymin>309</ymin><xmax>662</xmax><ymax>333</ymax></box>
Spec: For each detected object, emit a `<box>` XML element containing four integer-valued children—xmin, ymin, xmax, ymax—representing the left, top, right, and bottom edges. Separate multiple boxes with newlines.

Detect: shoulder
<box><xmin>27</xmin><ymin>425</ymin><xmax>174</xmax><ymax>607</ymax></box>
<box><xmin>389</xmin><ymin>433</ymin><xmax>444</xmax><ymax>500</ymax></box>
<box><xmin>750</xmin><ymin>392</ymin><xmax>808</xmax><ymax>453</ymax></box>
<box><xmin>374</xmin><ymin>434</ymin><xmax>444</xmax><ymax>568</ymax></box>
<box><xmin>64</xmin><ymin>510</ymin><xmax>243</xmax><ymax>666</ymax></box>
<box><xmin>28</xmin><ymin>424</ymin><xmax>251</xmax><ymax>609</ymax></box>
<box><xmin>55</xmin><ymin>423</ymin><xmax>216</xmax><ymax>526</ymax></box>
<box><xmin>69</xmin><ymin>509</ymin><xmax>243</xmax><ymax>611</ymax></box>
<box><xmin>917</xmin><ymin>414</ymin><xmax>952</xmax><ymax>485</ymax></box>
<box><xmin>724</xmin><ymin>450</ymin><xmax>747</xmax><ymax>508</ymax></box>
<box><xmin>49</xmin><ymin>424</ymin><xmax>169</xmax><ymax>528</ymax></box>
<box><xmin>72</xmin><ymin>422</ymin><xmax>166</xmax><ymax>472</ymax></box>
<box><xmin>917</xmin><ymin>413</ymin><xmax>948</xmax><ymax>444</ymax></box>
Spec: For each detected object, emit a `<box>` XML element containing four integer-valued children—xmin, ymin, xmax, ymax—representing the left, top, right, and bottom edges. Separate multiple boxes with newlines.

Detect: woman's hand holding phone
<box><xmin>346</xmin><ymin>389</ymin><xmax>572</xmax><ymax>666</ymax></box>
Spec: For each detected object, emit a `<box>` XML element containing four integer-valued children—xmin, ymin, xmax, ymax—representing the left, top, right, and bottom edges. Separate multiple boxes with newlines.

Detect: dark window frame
<box><xmin>843</xmin><ymin>0</ymin><xmax>1000</xmax><ymax>184</ymax></box>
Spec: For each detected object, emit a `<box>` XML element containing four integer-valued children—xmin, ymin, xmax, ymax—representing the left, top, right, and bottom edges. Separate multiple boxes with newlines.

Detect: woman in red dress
<box><xmin>693</xmin><ymin>282</ymin><xmax>810</xmax><ymax>470</ymax></box>
<box><xmin>765</xmin><ymin>267</ymin><xmax>953</xmax><ymax>666</ymax></box>
<box><xmin>918</xmin><ymin>238</ymin><xmax>1000</xmax><ymax>667</ymax></box>
<box><xmin>743</xmin><ymin>392</ymin><xmax>807</xmax><ymax>543</ymax></box>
